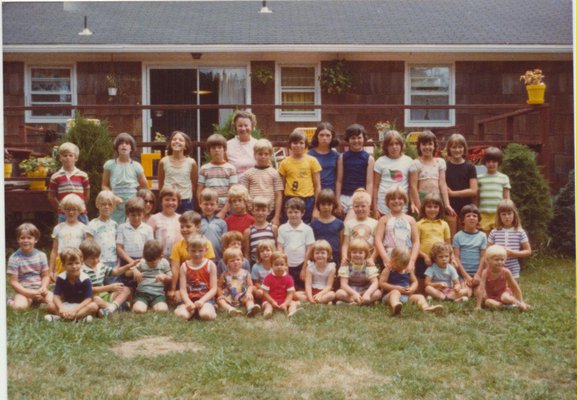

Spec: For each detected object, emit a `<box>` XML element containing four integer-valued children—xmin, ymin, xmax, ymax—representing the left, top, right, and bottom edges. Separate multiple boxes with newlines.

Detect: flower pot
<box><xmin>526</xmin><ymin>84</ymin><xmax>546</xmax><ymax>104</ymax></box>
<box><xmin>108</xmin><ymin>87</ymin><xmax>118</xmax><ymax>96</ymax></box>
<box><xmin>27</xmin><ymin>167</ymin><xmax>48</xmax><ymax>191</ymax></box>
<box><xmin>4</xmin><ymin>162</ymin><xmax>13</xmax><ymax>178</ymax></box>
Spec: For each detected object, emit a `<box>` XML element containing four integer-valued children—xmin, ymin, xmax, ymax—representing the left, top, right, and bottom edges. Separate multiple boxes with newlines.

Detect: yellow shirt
<box><xmin>278</xmin><ymin>155</ymin><xmax>321</xmax><ymax>197</ymax></box>
<box><xmin>416</xmin><ymin>218</ymin><xmax>450</xmax><ymax>256</ymax></box>
<box><xmin>170</xmin><ymin>237</ymin><xmax>215</xmax><ymax>264</ymax></box>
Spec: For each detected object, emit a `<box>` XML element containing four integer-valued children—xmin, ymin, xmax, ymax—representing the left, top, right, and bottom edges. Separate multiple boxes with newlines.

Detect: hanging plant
<box><xmin>251</xmin><ymin>66</ymin><xmax>274</xmax><ymax>85</ymax></box>
<box><xmin>319</xmin><ymin>59</ymin><xmax>353</xmax><ymax>94</ymax></box>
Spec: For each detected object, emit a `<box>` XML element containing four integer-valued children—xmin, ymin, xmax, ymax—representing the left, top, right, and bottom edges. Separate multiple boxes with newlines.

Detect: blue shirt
<box><xmin>453</xmin><ymin>230</ymin><xmax>487</xmax><ymax>275</ymax></box>
<box><xmin>308</xmin><ymin>149</ymin><xmax>340</xmax><ymax>192</ymax></box>
<box><xmin>310</xmin><ymin>218</ymin><xmax>344</xmax><ymax>265</ymax></box>
<box><xmin>200</xmin><ymin>215</ymin><xmax>227</xmax><ymax>260</ymax></box>
<box><xmin>53</xmin><ymin>271</ymin><xmax>93</xmax><ymax>303</ymax></box>
<box><xmin>342</xmin><ymin>150</ymin><xmax>370</xmax><ymax>195</ymax></box>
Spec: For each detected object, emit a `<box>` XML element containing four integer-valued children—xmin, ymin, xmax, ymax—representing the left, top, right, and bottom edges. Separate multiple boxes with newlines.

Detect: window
<box><xmin>26</xmin><ymin>66</ymin><xmax>75</xmax><ymax>123</ymax></box>
<box><xmin>405</xmin><ymin>64</ymin><xmax>454</xmax><ymax>127</ymax></box>
<box><xmin>275</xmin><ymin>64</ymin><xmax>320</xmax><ymax>122</ymax></box>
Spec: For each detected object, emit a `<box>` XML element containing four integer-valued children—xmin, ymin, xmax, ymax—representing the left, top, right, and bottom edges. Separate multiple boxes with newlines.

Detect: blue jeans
<box><xmin>177</xmin><ymin>198</ymin><xmax>194</xmax><ymax>214</ymax></box>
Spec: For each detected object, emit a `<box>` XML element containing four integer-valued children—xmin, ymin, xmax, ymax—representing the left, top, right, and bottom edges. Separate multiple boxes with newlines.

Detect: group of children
<box><xmin>7</xmin><ymin>117</ymin><xmax>532</xmax><ymax>322</ymax></box>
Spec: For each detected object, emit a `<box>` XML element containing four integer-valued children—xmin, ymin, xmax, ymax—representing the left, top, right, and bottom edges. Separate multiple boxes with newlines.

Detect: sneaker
<box><xmin>44</xmin><ymin>314</ymin><xmax>61</xmax><ymax>322</ymax></box>
<box><xmin>228</xmin><ymin>308</ymin><xmax>242</xmax><ymax>317</ymax></box>
<box><xmin>456</xmin><ymin>296</ymin><xmax>469</xmax><ymax>303</ymax></box>
<box><xmin>392</xmin><ymin>303</ymin><xmax>403</xmax><ymax>316</ymax></box>
<box><xmin>425</xmin><ymin>304</ymin><xmax>444</xmax><ymax>314</ymax></box>
<box><xmin>288</xmin><ymin>307</ymin><xmax>300</xmax><ymax>317</ymax></box>
<box><xmin>81</xmin><ymin>315</ymin><xmax>93</xmax><ymax>323</ymax></box>
<box><xmin>264</xmin><ymin>312</ymin><xmax>273</xmax><ymax>319</ymax></box>
<box><xmin>98</xmin><ymin>308</ymin><xmax>111</xmax><ymax>318</ymax></box>
<box><xmin>426</xmin><ymin>296</ymin><xmax>433</xmax><ymax>303</ymax></box>
<box><xmin>247</xmin><ymin>304</ymin><xmax>261</xmax><ymax>318</ymax></box>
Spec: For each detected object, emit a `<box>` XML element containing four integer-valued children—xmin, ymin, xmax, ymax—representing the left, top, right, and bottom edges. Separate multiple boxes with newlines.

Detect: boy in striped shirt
<box><xmin>48</xmin><ymin>142</ymin><xmax>90</xmax><ymax>224</ymax></box>
<box><xmin>477</xmin><ymin>147</ymin><xmax>511</xmax><ymax>233</ymax></box>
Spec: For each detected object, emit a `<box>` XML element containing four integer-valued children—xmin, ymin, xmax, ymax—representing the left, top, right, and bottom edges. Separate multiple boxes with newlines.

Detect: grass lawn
<box><xmin>6</xmin><ymin>256</ymin><xmax>576</xmax><ymax>399</ymax></box>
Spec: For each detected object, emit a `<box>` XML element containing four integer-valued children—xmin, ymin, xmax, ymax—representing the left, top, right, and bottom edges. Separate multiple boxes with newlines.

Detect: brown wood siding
<box><xmin>3</xmin><ymin>62</ymin><xmax>25</xmax><ymax>143</ymax></box>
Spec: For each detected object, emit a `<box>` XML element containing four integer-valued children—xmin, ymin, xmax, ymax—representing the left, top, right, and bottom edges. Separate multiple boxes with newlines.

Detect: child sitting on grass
<box><xmin>243</xmin><ymin>196</ymin><xmax>277</xmax><ymax>265</ymax></box>
<box><xmin>379</xmin><ymin>246</ymin><xmax>443</xmax><ymax>315</ymax></box>
<box><xmin>251</xmin><ymin>239</ymin><xmax>276</xmax><ymax>303</ymax></box>
<box><xmin>125</xmin><ymin>240</ymin><xmax>172</xmax><ymax>314</ymax></box>
<box><xmin>8</xmin><ymin>223</ymin><xmax>52</xmax><ymax>311</ymax></box>
<box><xmin>168</xmin><ymin>211</ymin><xmax>216</xmax><ymax>304</ymax></box>
<box><xmin>335</xmin><ymin>238</ymin><xmax>382</xmax><ymax>305</ymax></box>
<box><xmin>45</xmin><ymin>248</ymin><xmax>99</xmax><ymax>322</ymax></box>
<box><xmin>217</xmin><ymin>248</ymin><xmax>260</xmax><ymax>317</ymax></box>
<box><xmin>341</xmin><ymin>189</ymin><xmax>378</xmax><ymax>265</ymax></box>
<box><xmin>49</xmin><ymin>194</ymin><xmax>90</xmax><ymax>281</ymax></box>
<box><xmin>80</xmin><ymin>239</ymin><xmax>132</xmax><ymax>317</ymax></box>
<box><xmin>216</xmin><ymin>231</ymin><xmax>251</xmax><ymax>277</ymax></box>
<box><xmin>224</xmin><ymin>184</ymin><xmax>255</xmax><ymax>233</ymax></box>
<box><xmin>175</xmin><ymin>235</ymin><xmax>218</xmax><ymax>321</ymax></box>
<box><xmin>476</xmin><ymin>244</ymin><xmax>530</xmax><ymax>311</ymax></box>
<box><xmin>424</xmin><ymin>242</ymin><xmax>469</xmax><ymax>302</ymax></box>
<box><xmin>295</xmin><ymin>240</ymin><xmax>336</xmax><ymax>304</ymax></box>
<box><xmin>262</xmin><ymin>251</ymin><xmax>299</xmax><ymax>318</ymax></box>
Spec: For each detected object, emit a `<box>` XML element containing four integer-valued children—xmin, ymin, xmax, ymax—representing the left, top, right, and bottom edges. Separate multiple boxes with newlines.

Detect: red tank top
<box><xmin>485</xmin><ymin>268</ymin><xmax>508</xmax><ymax>301</ymax></box>
<box><xmin>183</xmin><ymin>259</ymin><xmax>212</xmax><ymax>301</ymax></box>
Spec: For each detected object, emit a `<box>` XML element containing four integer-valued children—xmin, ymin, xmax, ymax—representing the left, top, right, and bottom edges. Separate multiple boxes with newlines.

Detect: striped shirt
<box><xmin>49</xmin><ymin>167</ymin><xmax>90</xmax><ymax>214</ymax></box>
<box><xmin>135</xmin><ymin>258</ymin><xmax>172</xmax><ymax>297</ymax></box>
<box><xmin>7</xmin><ymin>248</ymin><xmax>48</xmax><ymax>289</ymax></box>
<box><xmin>240</xmin><ymin>166</ymin><xmax>284</xmax><ymax>211</ymax></box>
<box><xmin>116</xmin><ymin>222</ymin><xmax>154</xmax><ymax>259</ymax></box>
<box><xmin>248</xmin><ymin>223</ymin><xmax>276</xmax><ymax>263</ymax></box>
<box><xmin>82</xmin><ymin>262</ymin><xmax>114</xmax><ymax>287</ymax></box>
<box><xmin>478</xmin><ymin>172</ymin><xmax>511</xmax><ymax>213</ymax></box>
<box><xmin>488</xmin><ymin>227</ymin><xmax>529</xmax><ymax>278</ymax></box>
<box><xmin>198</xmin><ymin>161</ymin><xmax>238</xmax><ymax>206</ymax></box>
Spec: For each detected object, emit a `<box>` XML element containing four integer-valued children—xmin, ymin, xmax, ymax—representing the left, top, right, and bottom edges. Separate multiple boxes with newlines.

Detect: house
<box><xmin>2</xmin><ymin>0</ymin><xmax>573</xmax><ymax>191</ymax></box>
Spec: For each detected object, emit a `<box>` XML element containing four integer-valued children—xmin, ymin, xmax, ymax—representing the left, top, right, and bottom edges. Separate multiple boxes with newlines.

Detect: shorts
<box><xmin>98</xmin><ymin>292</ymin><xmax>112</xmax><ymax>302</ymax></box>
<box><xmin>311</xmin><ymin>288</ymin><xmax>322</xmax><ymax>296</ymax></box>
<box><xmin>415</xmin><ymin>257</ymin><xmax>428</xmax><ymax>279</ymax></box>
<box><xmin>134</xmin><ymin>292</ymin><xmax>166</xmax><ymax>307</ymax></box>
<box><xmin>119</xmin><ymin>274</ymin><xmax>138</xmax><ymax>290</ymax></box>
<box><xmin>177</xmin><ymin>198</ymin><xmax>194</xmax><ymax>214</ymax></box>
<box><xmin>382</xmin><ymin>291</ymin><xmax>410</xmax><ymax>304</ymax></box>
<box><xmin>179</xmin><ymin>297</ymin><xmax>216</xmax><ymax>306</ymax></box>
<box><xmin>480</xmin><ymin>211</ymin><xmax>496</xmax><ymax>233</ymax></box>
<box><xmin>339</xmin><ymin>194</ymin><xmax>353</xmax><ymax>215</ymax></box>
<box><xmin>288</xmin><ymin>264</ymin><xmax>304</xmax><ymax>289</ymax></box>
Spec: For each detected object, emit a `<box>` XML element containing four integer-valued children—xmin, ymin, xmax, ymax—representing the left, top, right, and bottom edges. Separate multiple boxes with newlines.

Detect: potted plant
<box><xmin>18</xmin><ymin>156</ymin><xmax>57</xmax><ymax>190</ymax></box>
<box><xmin>374</xmin><ymin>120</ymin><xmax>391</xmax><ymax>141</ymax></box>
<box><xmin>251</xmin><ymin>66</ymin><xmax>274</xmax><ymax>85</ymax></box>
<box><xmin>106</xmin><ymin>74</ymin><xmax>119</xmax><ymax>96</ymax></box>
<box><xmin>319</xmin><ymin>59</ymin><xmax>353</xmax><ymax>95</ymax></box>
<box><xmin>4</xmin><ymin>149</ymin><xmax>14</xmax><ymax>178</ymax></box>
<box><xmin>520</xmin><ymin>69</ymin><xmax>546</xmax><ymax>104</ymax></box>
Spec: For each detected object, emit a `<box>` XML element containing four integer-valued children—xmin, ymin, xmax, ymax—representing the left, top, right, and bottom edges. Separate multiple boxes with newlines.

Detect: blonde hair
<box><xmin>429</xmin><ymin>242</ymin><xmax>452</xmax><ymax>261</ymax></box>
<box><xmin>255</xmin><ymin>240</ymin><xmax>276</xmax><ymax>263</ymax></box>
<box><xmin>58</xmin><ymin>142</ymin><xmax>80</xmax><ymax>158</ymax></box>
<box><xmin>60</xmin><ymin>194</ymin><xmax>86</xmax><ymax>212</ymax></box>
<box><xmin>485</xmin><ymin>244</ymin><xmax>508</xmax><ymax>260</ymax></box>
<box><xmin>252</xmin><ymin>196</ymin><xmax>270</xmax><ymax>210</ymax></box>
<box><xmin>446</xmin><ymin>133</ymin><xmax>468</xmax><ymax>156</ymax></box>
<box><xmin>311</xmin><ymin>239</ymin><xmax>333</xmax><ymax>261</ymax></box>
<box><xmin>227</xmin><ymin>184</ymin><xmax>250</xmax><ymax>204</ymax></box>
<box><xmin>495</xmin><ymin>199</ymin><xmax>522</xmax><ymax>229</ymax></box>
<box><xmin>223</xmin><ymin>247</ymin><xmax>244</xmax><ymax>264</ymax></box>
<box><xmin>351</xmin><ymin>188</ymin><xmax>371</xmax><ymax>206</ymax></box>
<box><xmin>60</xmin><ymin>248</ymin><xmax>83</xmax><ymax>266</ymax></box>
<box><xmin>390</xmin><ymin>246</ymin><xmax>411</xmax><ymax>268</ymax></box>
<box><xmin>270</xmin><ymin>251</ymin><xmax>288</xmax><ymax>266</ymax></box>
<box><xmin>253</xmin><ymin>138</ymin><xmax>273</xmax><ymax>155</ymax></box>
<box><xmin>187</xmin><ymin>234</ymin><xmax>208</xmax><ymax>250</ymax></box>
<box><xmin>200</xmin><ymin>188</ymin><xmax>219</xmax><ymax>202</ymax></box>
<box><xmin>384</xmin><ymin>187</ymin><xmax>409</xmax><ymax>206</ymax></box>
<box><xmin>95</xmin><ymin>190</ymin><xmax>117</xmax><ymax>208</ymax></box>
<box><xmin>348</xmin><ymin>238</ymin><xmax>371</xmax><ymax>259</ymax></box>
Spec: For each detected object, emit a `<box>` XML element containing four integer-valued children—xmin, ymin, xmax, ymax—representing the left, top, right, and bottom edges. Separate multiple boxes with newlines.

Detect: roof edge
<box><xmin>3</xmin><ymin>44</ymin><xmax>573</xmax><ymax>54</ymax></box>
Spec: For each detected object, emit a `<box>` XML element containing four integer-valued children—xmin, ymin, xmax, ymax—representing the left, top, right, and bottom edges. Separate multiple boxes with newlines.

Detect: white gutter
<box><xmin>3</xmin><ymin>44</ymin><xmax>573</xmax><ymax>54</ymax></box>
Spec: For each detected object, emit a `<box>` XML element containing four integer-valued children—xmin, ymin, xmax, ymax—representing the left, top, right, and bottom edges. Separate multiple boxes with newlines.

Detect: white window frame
<box><xmin>275</xmin><ymin>63</ymin><xmax>321</xmax><ymax>122</ymax></box>
<box><xmin>404</xmin><ymin>62</ymin><xmax>455</xmax><ymax>128</ymax></box>
<box><xmin>25</xmin><ymin>64</ymin><xmax>77</xmax><ymax>123</ymax></box>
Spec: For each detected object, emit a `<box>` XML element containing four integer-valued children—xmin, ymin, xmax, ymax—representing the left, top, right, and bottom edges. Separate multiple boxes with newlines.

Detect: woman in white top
<box><xmin>226</xmin><ymin>110</ymin><xmax>258</xmax><ymax>178</ymax></box>
<box><xmin>157</xmin><ymin>131</ymin><xmax>197</xmax><ymax>213</ymax></box>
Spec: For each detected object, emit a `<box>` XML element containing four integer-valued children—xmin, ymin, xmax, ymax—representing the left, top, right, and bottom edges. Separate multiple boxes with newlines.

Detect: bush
<box><xmin>59</xmin><ymin>113</ymin><xmax>114</xmax><ymax>217</ymax></box>
<box><xmin>501</xmin><ymin>144</ymin><xmax>553</xmax><ymax>249</ymax></box>
<box><xmin>548</xmin><ymin>170</ymin><xmax>575</xmax><ymax>257</ymax></box>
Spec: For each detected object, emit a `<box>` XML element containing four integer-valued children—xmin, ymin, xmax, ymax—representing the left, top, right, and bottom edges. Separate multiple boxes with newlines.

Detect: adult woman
<box><xmin>226</xmin><ymin>110</ymin><xmax>258</xmax><ymax>178</ymax></box>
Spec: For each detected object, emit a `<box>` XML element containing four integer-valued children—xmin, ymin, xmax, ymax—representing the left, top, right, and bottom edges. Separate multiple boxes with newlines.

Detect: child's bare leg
<box><xmin>287</xmin><ymin>300</ymin><xmax>300</xmax><ymax>317</ymax></box>
<box><xmin>425</xmin><ymin>286</ymin><xmax>446</xmax><ymax>300</ymax></box>
<box><xmin>262</xmin><ymin>301</ymin><xmax>273</xmax><ymax>318</ymax></box>
<box><xmin>293</xmin><ymin>291</ymin><xmax>307</xmax><ymax>302</ymax></box>
<box><xmin>368</xmin><ymin>289</ymin><xmax>382</xmax><ymax>303</ymax></box>
<box><xmin>175</xmin><ymin>304</ymin><xmax>193</xmax><ymax>320</ymax></box>
<box><xmin>198</xmin><ymin>303</ymin><xmax>216</xmax><ymax>321</ymax></box>
<box><xmin>132</xmin><ymin>301</ymin><xmax>148</xmax><ymax>314</ymax></box>
<box><xmin>111</xmin><ymin>287</ymin><xmax>132</xmax><ymax>308</ymax></box>
<box><xmin>501</xmin><ymin>291</ymin><xmax>529</xmax><ymax>310</ymax></box>
<box><xmin>335</xmin><ymin>289</ymin><xmax>352</xmax><ymax>303</ymax></box>
<box><xmin>93</xmin><ymin>296</ymin><xmax>110</xmax><ymax>310</ymax></box>
<box><xmin>217</xmin><ymin>298</ymin><xmax>234</xmax><ymax>312</ymax></box>
<box><xmin>152</xmin><ymin>302</ymin><xmax>168</xmax><ymax>313</ymax></box>
<box><xmin>484</xmin><ymin>299</ymin><xmax>502</xmax><ymax>309</ymax></box>
<box><xmin>318</xmin><ymin>291</ymin><xmax>336</xmax><ymax>304</ymax></box>
<box><xmin>75</xmin><ymin>301</ymin><xmax>99</xmax><ymax>318</ymax></box>
<box><xmin>410</xmin><ymin>294</ymin><xmax>444</xmax><ymax>313</ymax></box>
<box><xmin>10</xmin><ymin>294</ymin><xmax>33</xmax><ymax>311</ymax></box>
<box><xmin>385</xmin><ymin>290</ymin><xmax>401</xmax><ymax>309</ymax></box>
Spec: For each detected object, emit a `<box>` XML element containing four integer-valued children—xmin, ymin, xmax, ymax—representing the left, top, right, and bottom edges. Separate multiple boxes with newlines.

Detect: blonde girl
<box><xmin>374</xmin><ymin>187</ymin><xmax>419</xmax><ymax>270</ymax></box>
<box><xmin>158</xmin><ymin>130</ymin><xmax>198</xmax><ymax>213</ymax></box>
<box><xmin>335</xmin><ymin>238</ymin><xmax>381</xmax><ymax>305</ymax></box>
<box><xmin>341</xmin><ymin>189</ymin><xmax>378</xmax><ymax>264</ymax></box>
<box><xmin>217</xmin><ymin>248</ymin><xmax>260</xmax><ymax>317</ymax></box>
<box><xmin>251</xmin><ymin>239</ymin><xmax>276</xmax><ymax>301</ymax></box>
<box><xmin>373</xmin><ymin>130</ymin><xmax>413</xmax><ymax>217</ymax></box>
<box><xmin>295</xmin><ymin>240</ymin><xmax>336</xmax><ymax>304</ymax></box>
<box><xmin>445</xmin><ymin>133</ymin><xmax>478</xmax><ymax>237</ymax></box>
<box><xmin>414</xmin><ymin>193</ymin><xmax>451</xmax><ymax>290</ymax></box>
<box><xmin>409</xmin><ymin>130</ymin><xmax>454</xmax><ymax>217</ymax></box>
<box><xmin>487</xmin><ymin>200</ymin><xmax>531</xmax><ymax>278</ymax></box>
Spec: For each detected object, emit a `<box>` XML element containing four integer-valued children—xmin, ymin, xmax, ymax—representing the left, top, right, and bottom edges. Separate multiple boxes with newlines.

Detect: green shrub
<box><xmin>548</xmin><ymin>170</ymin><xmax>575</xmax><ymax>257</ymax></box>
<box><xmin>501</xmin><ymin>144</ymin><xmax>553</xmax><ymax>249</ymax></box>
<box><xmin>59</xmin><ymin>113</ymin><xmax>114</xmax><ymax>217</ymax></box>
